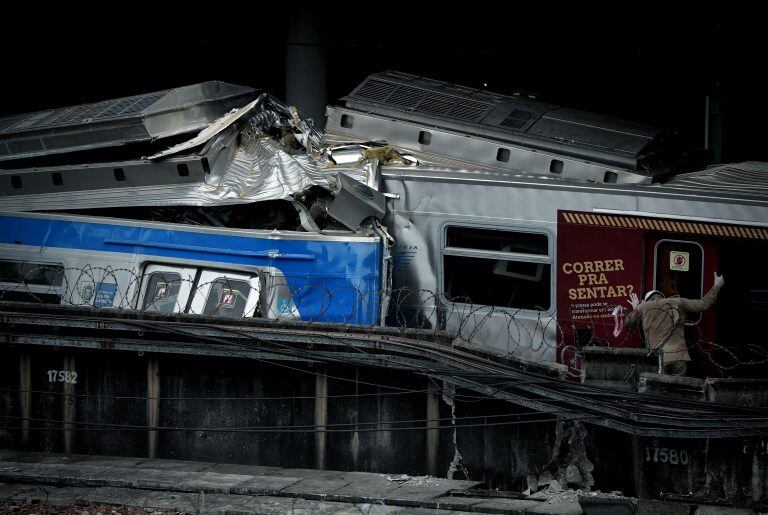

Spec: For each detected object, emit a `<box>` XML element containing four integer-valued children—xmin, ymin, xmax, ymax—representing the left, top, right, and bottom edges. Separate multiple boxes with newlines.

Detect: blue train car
<box><xmin>0</xmin><ymin>211</ymin><xmax>389</xmax><ymax>326</ymax></box>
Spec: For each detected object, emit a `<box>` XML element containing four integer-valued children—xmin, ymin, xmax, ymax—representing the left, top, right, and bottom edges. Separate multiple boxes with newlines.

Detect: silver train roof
<box><xmin>0</xmin><ymin>81</ymin><xmax>256</xmax><ymax>162</ymax></box>
<box><xmin>327</xmin><ymin>71</ymin><xmax>708</xmax><ymax>184</ymax></box>
<box><xmin>661</xmin><ymin>161</ymin><xmax>768</xmax><ymax>200</ymax></box>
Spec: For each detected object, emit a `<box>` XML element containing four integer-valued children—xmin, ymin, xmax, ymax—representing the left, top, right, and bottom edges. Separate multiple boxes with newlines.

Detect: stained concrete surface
<box><xmin>0</xmin><ymin>450</ymin><xmax>757</xmax><ymax>514</ymax></box>
<box><xmin>0</xmin><ymin>449</ymin><xmax>586</xmax><ymax>514</ymax></box>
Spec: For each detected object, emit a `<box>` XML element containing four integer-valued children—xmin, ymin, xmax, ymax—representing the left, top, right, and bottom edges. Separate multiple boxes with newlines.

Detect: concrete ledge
<box><xmin>578</xmin><ymin>494</ymin><xmax>636</xmax><ymax>514</ymax></box>
<box><xmin>582</xmin><ymin>347</ymin><xmax>652</xmax><ymax>358</ymax></box>
<box><xmin>582</xmin><ymin>346</ymin><xmax>658</xmax><ymax>388</ymax></box>
<box><xmin>693</xmin><ymin>505</ymin><xmax>754</xmax><ymax>514</ymax></box>
<box><xmin>638</xmin><ymin>373</ymin><xmax>706</xmax><ymax>401</ymax></box>
<box><xmin>705</xmin><ymin>378</ymin><xmax>768</xmax><ymax>407</ymax></box>
<box><xmin>581</xmin><ymin>379</ymin><xmax>636</xmax><ymax>392</ymax></box>
<box><xmin>454</xmin><ymin>341</ymin><xmax>569</xmax><ymax>378</ymax></box>
<box><xmin>636</xmin><ymin>499</ymin><xmax>691</xmax><ymax>514</ymax></box>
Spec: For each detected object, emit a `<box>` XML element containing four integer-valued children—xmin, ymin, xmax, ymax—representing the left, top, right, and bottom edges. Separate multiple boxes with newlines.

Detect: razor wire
<box><xmin>1</xmin><ymin>262</ymin><xmax>765</xmax><ymax>376</ymax></box>
<box><xmin>562</xmin><ymin>298</ymin><xmax>768</xmax><ymax>377</ymax></box>
<box><xmin>0</xmin><ymin>263</ymin><xmax>566</xmax><ymax>354</ymax></box>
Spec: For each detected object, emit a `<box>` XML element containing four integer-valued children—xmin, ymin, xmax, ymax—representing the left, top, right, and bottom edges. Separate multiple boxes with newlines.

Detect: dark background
<box><xmin>1</xmin><ymin>6</ymin><xmax>764</xmax><ymax>163</ymax></box>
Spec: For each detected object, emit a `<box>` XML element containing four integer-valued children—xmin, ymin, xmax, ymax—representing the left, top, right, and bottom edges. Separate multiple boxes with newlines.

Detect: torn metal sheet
<box><xmin>145</xmin><ymin>95</ymin><xmax>265</xmax><ymax>160</ymax></box>
<box><xmin>323</xmin><ymin>132</ymin><xmax>467</xmax><ymax>169</ymax></box>
<box><xmin>327</xmin><ymin>172</ymin><xmax>386</xmax><ymax>230</ymax></box>
<box><xmin>319</xmin><ymin>164</ymin><xmax>369</xmax><ymax>187</ymax></box>
<box><xmin>292</xmin><ymin>201</ymin><xmax>322</xmax><ymax>232</ymax></box>
<box><xmin>269</xmin><ymin>100</ymin><xmax>324</xmax><ymax>152</ymax></box>
<box><xmin>329</xmin><ymin>145</ymin><xmax>366</xmax><ymax>165</ymax></box>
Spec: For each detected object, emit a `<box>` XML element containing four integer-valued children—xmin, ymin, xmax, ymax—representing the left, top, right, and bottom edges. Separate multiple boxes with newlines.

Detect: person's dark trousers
<box><xmin>663</xmin><ymin>360</ymin><xmax>688</xmax><ymax>376</ymax></box>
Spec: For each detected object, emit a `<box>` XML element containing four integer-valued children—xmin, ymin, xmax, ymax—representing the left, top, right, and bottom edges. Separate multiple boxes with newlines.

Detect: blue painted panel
<box><xmin>0</xmin><ymin>214</ymin><xmax>382</xmax><ymax>325</ymax></box>
<box><xmin>93</xmin><ymin>282</ymin><xmax>117</xmax><ymax>308</ymax></box>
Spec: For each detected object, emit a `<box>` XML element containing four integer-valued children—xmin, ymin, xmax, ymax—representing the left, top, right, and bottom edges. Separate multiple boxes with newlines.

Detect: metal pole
<box><xmin>147</xmin><ymin>357</ymin><xmax>160</xmax><ymax>459</ymax></box>
<box><xmin>314</xmin><ymin>368</ymin><xmax>328</xmax><ymax>470</ymax></box>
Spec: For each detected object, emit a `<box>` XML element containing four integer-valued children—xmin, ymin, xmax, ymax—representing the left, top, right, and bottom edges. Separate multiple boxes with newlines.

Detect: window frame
<box><xmin>0</xmin><ymin>259</ymin><xmax>66</xmax><ymax>295</ymax></box>
<box><xmin>440</xmin><ymin>222</ymin><xmax>555</xmax><ymax>316</ymax></box>
<box><xmin>188</xmin><ymin>270</ymin><xmax>261</xmax><ymax>318</ymax></box>
<box><xmin>138</xmin><ymin>264</ymin><xmax>197</xmax><ymax>314</ymax></box>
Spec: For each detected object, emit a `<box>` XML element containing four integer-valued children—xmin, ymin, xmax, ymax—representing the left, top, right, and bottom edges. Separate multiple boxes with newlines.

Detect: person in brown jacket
<box><xmin>626</xmin><ymin>273</ymin><xmax>724</xmax><ymax>376</ymax></box>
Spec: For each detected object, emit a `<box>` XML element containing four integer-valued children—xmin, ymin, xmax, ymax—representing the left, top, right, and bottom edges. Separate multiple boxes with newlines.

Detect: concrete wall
<box><xmin>3</xmin><ymin>344</ymin><xmax>767</xmax><ymax>508</ymax></box>
<box><xmin>0</xmin><ymin>346</ymin><xmax>563</xmax><ymax>491</ymax></box>
<box><xmin>581</xmin><ymin>346</ymin><xmax>768</xmax><ymax>509</ymax></box>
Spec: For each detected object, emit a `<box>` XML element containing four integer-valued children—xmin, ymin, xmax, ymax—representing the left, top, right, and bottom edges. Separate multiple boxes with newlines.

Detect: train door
<box><xmin>712</xmin><ymin>236</ymin><xmax>768</xmax><ymax>377</ymax></box>
<box><xmin>643</xmin><ymin>234</ymin><xmax>718</xmax><ymax>377</ymax></box>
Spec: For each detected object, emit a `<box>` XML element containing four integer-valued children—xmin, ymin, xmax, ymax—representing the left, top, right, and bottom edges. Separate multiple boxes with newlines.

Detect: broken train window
<box><xmin>442</xmin><ymin>226</ymin><xmax>552</xmax><ymax>310</ymax></box>
<box><xmin>0</xmin><ymin>260</ymin><xmax>65</xmax><ymax>304</ymax></box>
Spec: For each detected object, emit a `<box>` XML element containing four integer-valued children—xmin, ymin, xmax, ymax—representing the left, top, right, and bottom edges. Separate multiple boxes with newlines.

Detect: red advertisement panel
<box><xmin>557</xmin><ymin>211</ymin><xmax>644</xmax><ymax>359</ymax></box>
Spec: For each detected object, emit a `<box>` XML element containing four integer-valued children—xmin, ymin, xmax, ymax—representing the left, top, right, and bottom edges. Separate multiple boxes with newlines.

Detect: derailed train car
<box><xmin>0</xmin><ymin>211</ymin><xmax>388</xmax><ymax>325</ymax></box>
<box><xmin>325</xmin><ymin>72</ymin><xmax>768</xmax><ymax>373</ymax></box>
<box><xmin>0</xmin><ymin>82</ymin><xmax>391</xmax><ymax>326</ymax></box>
<box><xmin>1</xmin><ymin>73</ymin><xmax>767</xmax><ymax>375</ymax></box>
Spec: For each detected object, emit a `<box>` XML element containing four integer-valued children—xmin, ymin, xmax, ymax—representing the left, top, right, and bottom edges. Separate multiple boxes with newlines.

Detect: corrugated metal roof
<box><xmin>376</xmin><ymin>160</ymin><xmax>768</xmax><ymax>210</ymax></box>
<box><xmin>0</xmin><ymin>82</ymin><xmax>256</xmax><ymax>162</ymax></box>
<box><xmin>662</xmin><ymin>161</ymin><xmax>768</xmax><ymax>199</ymax></box>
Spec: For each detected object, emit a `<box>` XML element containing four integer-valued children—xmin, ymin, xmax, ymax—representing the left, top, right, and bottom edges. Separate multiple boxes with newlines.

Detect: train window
<box><xmin>443</xmin><ymin>226</ymin><xmax>552</xmax><ymax>311</ymax></box>
<box><xmin>340</xmin><ymin>114</ymin><xmax>354</xmax><ymax>128</ymax></box>
<box><xmin>0</xmin><ymin>260</ymin><xmax>64</xmax><ymax>287</ymax></box>
<box><xmin>140</xmin><ymin>265</ymin><xmax>196</xmax><ymax>313</ymax></box>
<box><xmin>653</xmin><ymin>240</ymin><xmax>704</xmax><ymax>324</ymax></box>
<box><xmin>142</xmin><ymin>272</ymin><xmax>184</xmax><ymax>312</ymax></box>
<box><xmin>0</xmin><ymin>260</ymin><xmax>65</xmax><ymax>304</ymax></box>
<box><xmin>189</xmin><ymin>270</ymin><xmax>261</xmax><ymax>319</ymax></box>
<box><xmin>447</xmin><ymin>227</ymin><xmax>548</xmax><ymax>255</ymax></box>
<box><xmin>202</xmin><ymin>278</ymin><xmax>251</xmax><ymax>318</ymax></box>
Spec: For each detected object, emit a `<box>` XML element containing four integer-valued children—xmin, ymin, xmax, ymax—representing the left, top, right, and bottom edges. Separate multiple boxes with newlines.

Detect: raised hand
<box><xmin>714</xmin><ymin>272</ymin><xmax>724</xmax><ymax>288</ymax></box>
<box><xmin>627</xmin><ymin>292</ymin><xmax>640</xmax><ymax>310</ymax></box>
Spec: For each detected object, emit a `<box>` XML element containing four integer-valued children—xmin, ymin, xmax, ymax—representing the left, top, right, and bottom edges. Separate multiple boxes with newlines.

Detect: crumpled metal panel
<box><xmin>0</xmin><ymin>135</ymin><xmax>349</xmax><ymax>211</ymax></box>
<box><xmin>322</xmin><ymin>132</ymin><xmax>454</xmax><ymax>170</ymax></box>
<box><xmin>212</xmin><ymin>135</ymin><xmax>330</xmax><ymax>203</ymax></box>
<box><xmin>327</xmin><ymin>172</ymin><xmax>386</xmax><ymax>230</ymax></box>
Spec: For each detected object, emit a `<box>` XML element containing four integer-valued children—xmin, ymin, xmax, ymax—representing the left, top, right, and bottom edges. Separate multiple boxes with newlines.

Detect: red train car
<box><xmin>557</xmin><ymin>209</ymin><xmax>768</xmax><ymax>378</ymax></box>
